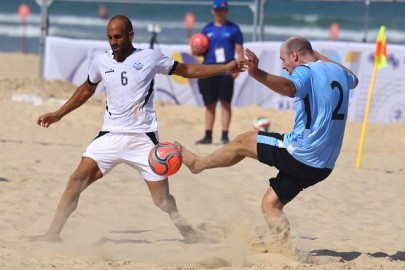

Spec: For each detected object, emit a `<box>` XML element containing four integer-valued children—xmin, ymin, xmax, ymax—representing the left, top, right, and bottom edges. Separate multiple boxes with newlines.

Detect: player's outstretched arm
<box><xmin>37</xmin><ymin>80</ymin><xmax>98</xmax><ymax>128</ymax></box>
<box><xmin>173</xmin><ymin>61</ymin><xmax>242</xmax><ymax>79</ymax></box>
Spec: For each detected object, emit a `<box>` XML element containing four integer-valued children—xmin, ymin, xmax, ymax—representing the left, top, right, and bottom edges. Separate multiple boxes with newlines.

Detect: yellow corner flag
<box><xmin>375</xmin><ymin>26</ymin><xmax>387</xmax><ymax>70</ymax></box>
<box><xmin>355</xmin><ymin>26</ymin><xmax>387</xmax><ymax>169</ymax></box>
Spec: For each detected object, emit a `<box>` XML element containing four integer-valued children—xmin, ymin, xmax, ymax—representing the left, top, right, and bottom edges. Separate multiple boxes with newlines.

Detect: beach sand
<box><xmin>1</xmin><ymin>52</ymin><xmax>404</xmax><ymax>270</ymax></box>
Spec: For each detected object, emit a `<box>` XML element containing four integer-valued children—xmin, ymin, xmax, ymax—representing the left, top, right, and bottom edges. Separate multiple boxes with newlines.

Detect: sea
<box><xmin>1</xmin><ymin>0</ymin><xmax>405</xmax><ymax>54</ymax></box>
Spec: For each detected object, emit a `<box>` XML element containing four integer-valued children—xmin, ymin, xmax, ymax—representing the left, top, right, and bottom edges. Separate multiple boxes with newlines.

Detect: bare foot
<box><xmin>170</xmin><ymin>212</ymin><xmax>200</xmax><ymax>244</ymax></box>
<box><xmin>261</xmin><ymin>234</ymin><xmax>313</xmax><ymax>263</ymax></box>
<box><xmin>19</xmin><ymin>233</ymin><xmax>62</xmax><ymax>242</ymax></box>
<box><xmin>182</xmin><ymin>228</ymin><xmax>201</xmax><ymax>244</ymax></box>
<box><xmin>174</xmin><ymin>142</ymin><xmax>201</xmax><ymax>174</ymax></box>
<box><xmin>262</xmin><ymin>233</ymin><xmax>289</xmax><ymax>253</ymax></box>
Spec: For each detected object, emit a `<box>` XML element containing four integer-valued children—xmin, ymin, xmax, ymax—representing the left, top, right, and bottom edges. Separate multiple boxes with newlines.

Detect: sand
<box><xmin>0</xmin><ymin>52</ymin><xmax>404</xmax><ymax>270</ymax></box>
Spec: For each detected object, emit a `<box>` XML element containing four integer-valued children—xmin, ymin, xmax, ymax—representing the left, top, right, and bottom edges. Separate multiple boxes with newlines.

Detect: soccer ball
<box><xmin>253</xmin><ymin>117</ymin><xmax>271</xmax><ymax>132</ymax></box>
<box><xmin>189</xmin><ymin>33</ymin><xmax>209</xmax><ymax>55</ymax></box>
<box><xmin>148</xmin><ymin>142</ymin><xmax>182</xmax><ymax>177</ymax></box>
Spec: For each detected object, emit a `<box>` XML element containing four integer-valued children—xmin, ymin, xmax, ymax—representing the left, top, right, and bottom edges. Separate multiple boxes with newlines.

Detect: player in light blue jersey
<box><xmin>178</xmin><ymin>36</ymin><xmax>358</xmax><ymax>253</ymax></box>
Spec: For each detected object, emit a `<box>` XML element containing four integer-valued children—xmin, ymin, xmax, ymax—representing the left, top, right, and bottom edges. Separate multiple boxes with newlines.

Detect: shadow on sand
<box><xmin>311</xmin><ymin>249</ymin><xmax>405</xmax><ymax>262</ymax></box>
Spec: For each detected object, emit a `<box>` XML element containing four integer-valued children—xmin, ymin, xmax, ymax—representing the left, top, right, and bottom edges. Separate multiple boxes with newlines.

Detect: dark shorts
<box><xmin>257</xmin><ymin>132</ymin><xmax>332</xmax><ymax>205</ymax></box>
<box><xmin>198</xmin><ymin>75</ymin><xmax>234</xmax><ymax>106</ymax></box>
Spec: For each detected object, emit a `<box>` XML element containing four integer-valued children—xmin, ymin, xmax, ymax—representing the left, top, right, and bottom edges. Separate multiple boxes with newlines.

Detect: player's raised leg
<box><xmin>178</xmin><ymin>131</ymin><xmax>258</xmax><ymax>174</ymax></box>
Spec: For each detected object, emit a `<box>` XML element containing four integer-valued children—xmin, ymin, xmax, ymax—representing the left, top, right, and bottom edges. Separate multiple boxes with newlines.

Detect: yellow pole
<box><xmin>355</xmin><ymin>63</ymin><xmax>378</xmax><ymax>169</ymax></box>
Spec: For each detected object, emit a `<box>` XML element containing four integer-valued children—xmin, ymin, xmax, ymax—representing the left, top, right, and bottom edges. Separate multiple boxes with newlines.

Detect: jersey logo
<box><xmin>105</xmin><ymin>68</ymin><xmax>114</xmax><ymax>74</ymax></box>
<box><xmin>133</xmin><ymin>62</ymin><xmax>143</xmax><ymax>70</ymax></box>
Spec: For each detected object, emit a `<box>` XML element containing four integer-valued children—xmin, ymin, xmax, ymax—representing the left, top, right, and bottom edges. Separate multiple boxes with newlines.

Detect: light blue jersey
<box><xmin>259</xmin><ymin>61</ymin><xmax>357</xmax><ymax>169</ymax></box>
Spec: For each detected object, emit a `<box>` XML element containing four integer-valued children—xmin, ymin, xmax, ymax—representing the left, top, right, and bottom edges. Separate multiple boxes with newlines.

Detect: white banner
<box><xmin>45</xmin><ymin>36</ymin><xmax>405</xmax><ymax>123</ymax></box>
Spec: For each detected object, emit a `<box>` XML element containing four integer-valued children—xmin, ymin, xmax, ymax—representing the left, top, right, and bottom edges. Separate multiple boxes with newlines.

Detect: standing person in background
<box><xmin>192</xmin><ymin>0</ymin><xmax>244</xmax><ymax>145</ymax></box>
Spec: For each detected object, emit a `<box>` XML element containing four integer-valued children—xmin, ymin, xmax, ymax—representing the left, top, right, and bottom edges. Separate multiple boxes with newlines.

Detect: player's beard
<box><xmin>112</xmin><ymin>42</ymin><xmax>132</xmax><ymax>62</ymax></box>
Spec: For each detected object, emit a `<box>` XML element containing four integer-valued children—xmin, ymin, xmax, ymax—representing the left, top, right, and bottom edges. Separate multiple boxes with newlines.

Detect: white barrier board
<box><xmin>45</xmin><ymin>36</ymin><xmax>405</xmax><ymax>123</ymax></box>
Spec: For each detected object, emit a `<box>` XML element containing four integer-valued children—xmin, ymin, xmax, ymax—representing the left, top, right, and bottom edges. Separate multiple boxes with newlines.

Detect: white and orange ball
<box><xmin>148</xmin><ymin>142</ymin><xmax>182</xmax><ymax>177</ymax></box>
<box><xmin>253</xmin><ymin>117</ymin><xmax>271</xmax><ymax>132</ymax></box>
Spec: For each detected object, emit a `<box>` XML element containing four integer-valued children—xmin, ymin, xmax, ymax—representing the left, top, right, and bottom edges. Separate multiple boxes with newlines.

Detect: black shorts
<box><xmin>257</xmin><ymin>132</ymin><xmax>332</xmax><ymax>205</ymax></box>
<box><xmin>198</xmin><ymin>75</ymin><xmax>234</xmax><ymax>106</ymax></box>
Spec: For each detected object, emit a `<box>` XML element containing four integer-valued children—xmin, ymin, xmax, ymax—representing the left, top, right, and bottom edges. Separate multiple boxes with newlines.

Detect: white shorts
<box><xmin>83</xmin><ymin>131</ymin><xmax>166</xmax><ymax>181</ymax></box>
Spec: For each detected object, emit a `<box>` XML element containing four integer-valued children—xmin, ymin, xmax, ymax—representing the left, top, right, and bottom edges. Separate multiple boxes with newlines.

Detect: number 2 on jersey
<box><xmin>330</xmin><ymin>81</ymin><xmax>344</xmax><ymax>120</ymax></box>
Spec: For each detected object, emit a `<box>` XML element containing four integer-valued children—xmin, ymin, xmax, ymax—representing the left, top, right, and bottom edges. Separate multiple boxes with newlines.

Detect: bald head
<box><xmin>279</xmin><ymin>36</ymin><xmax>317</xmax><ymax>75</ymax></box>
<box><xmin>108</xmin><ymin>15</ymin><xmax>133</xmax><ymax>32</ymax></box>
<box><xmin>106</xmin><ymin>15</ymin><xmax>134</xmax><ymax>62</ymax></box>
<box><xmin>283</xmin><ymin>36</ymin><xmax>313</xmax><ymax>56</ymax></box>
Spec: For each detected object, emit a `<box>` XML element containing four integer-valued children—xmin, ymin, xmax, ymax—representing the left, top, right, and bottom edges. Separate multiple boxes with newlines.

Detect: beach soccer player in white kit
<box><xmin>21</xmin><ymin>15</ymin><xmax>241</xmax><ymax>243</ymax></box>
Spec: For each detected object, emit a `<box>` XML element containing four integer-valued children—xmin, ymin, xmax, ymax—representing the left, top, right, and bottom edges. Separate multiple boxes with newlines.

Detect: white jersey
<box><xmin>88</xmin><ymin>49</ymin><xmax>177</xmax><ymax>133</ymax></box>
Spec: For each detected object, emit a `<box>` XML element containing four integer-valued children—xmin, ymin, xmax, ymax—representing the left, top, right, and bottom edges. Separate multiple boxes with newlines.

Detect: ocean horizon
<box><xmin>1</xmin><ymin>0</ymin><xmax>405</xmax><ymax>54</ymax></box>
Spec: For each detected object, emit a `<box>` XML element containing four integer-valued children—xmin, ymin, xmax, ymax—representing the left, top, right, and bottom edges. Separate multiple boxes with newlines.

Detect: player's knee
<box><xmin>68</xmin><ymin>170</ymin><xmax>91</xmax><ymax>191</ymax></box>
<box><xmin>69</xmin><ymin>171</ymin><xmax>82</xmax><ymax>183</ymax></box>
<box><xmin>262</xmin><ymin>190</ymin><xmax>283</xmax><ymax>211</ymax></box>
<box><xmin>232</xmin><ymin>131</ymin><xmax>257</xmax><ymax>150</ymax></box>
